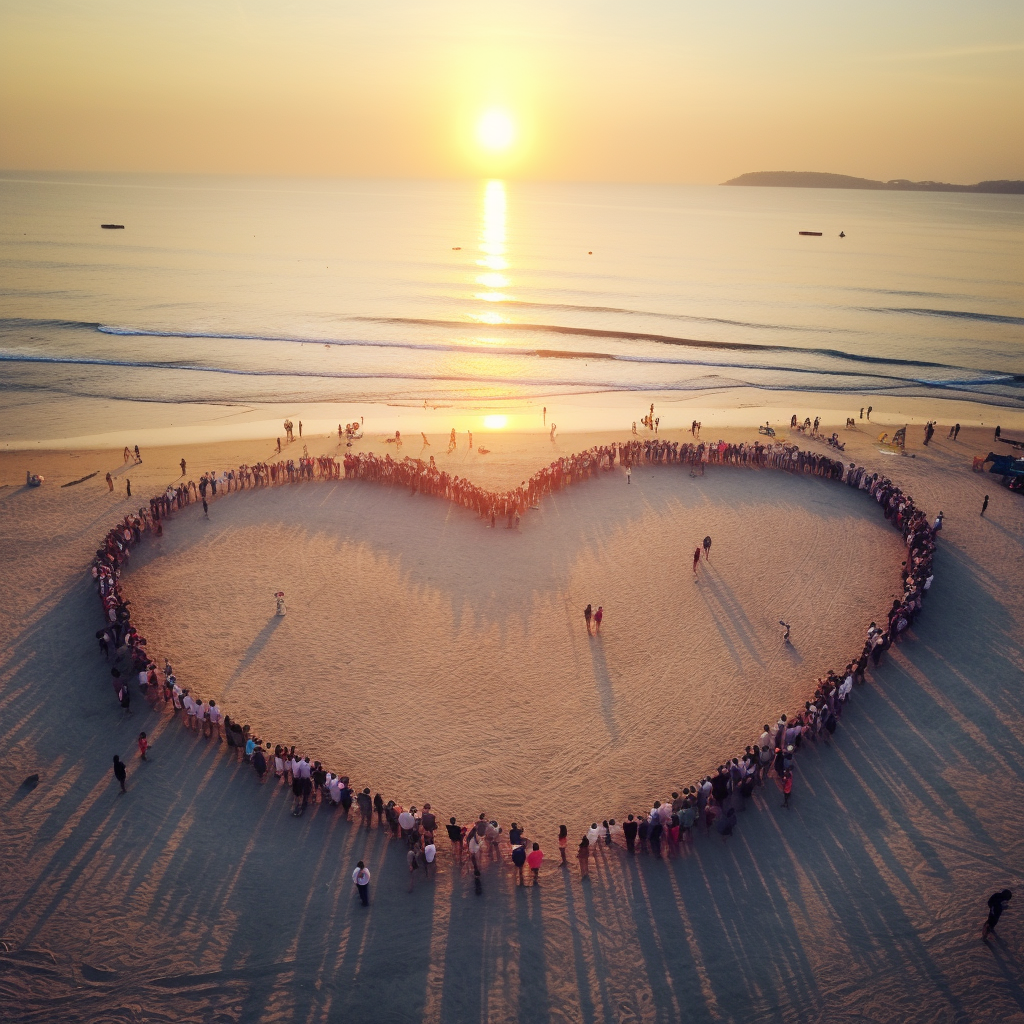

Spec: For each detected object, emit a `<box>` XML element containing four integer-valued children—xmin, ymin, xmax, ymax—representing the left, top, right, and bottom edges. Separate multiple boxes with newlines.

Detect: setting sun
<box><xmin>477</xmin><ymin>110</ymin><xmax>515</xmax><ymax>152</ymax></box>
<box><xmin>483</xmin><ymin>415</ymin><xmax>508</xmax><ymax>430</ymax></box>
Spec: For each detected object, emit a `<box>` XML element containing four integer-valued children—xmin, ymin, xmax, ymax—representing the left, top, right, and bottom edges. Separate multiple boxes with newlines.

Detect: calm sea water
<box><xmin>1</xmin><ymin>173</ymin><xmax>1022</xmax><ymax>439</ymax></box>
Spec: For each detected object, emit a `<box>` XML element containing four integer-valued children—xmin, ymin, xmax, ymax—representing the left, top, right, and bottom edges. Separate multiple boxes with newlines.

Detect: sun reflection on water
<box><xmin>475</xmin><ymin>180</ymin><xmax>509</xmax><ymax>297</ymax></box>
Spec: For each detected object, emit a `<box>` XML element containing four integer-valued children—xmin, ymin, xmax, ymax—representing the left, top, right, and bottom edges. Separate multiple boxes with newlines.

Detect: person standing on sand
<box><xmin>106</xmin><ymin>472</ymin><xmax>114</xmax><ymax>492</ymax></box>
<box><xmin>981</xmin><ymin>495</ymin><xmax>989</xmax><ymax>516</ymax></box>
<box><xmin>180</xmin><ymin>458</ymin><xmax>186</xmax><ymax>475</ymax></box>
<box><xmin>577</xmin><ymin>836</ymin><xmax>590</xmax><ymax>878</ymax></box>
<box><xmin>511</xmin><ymin>838</ymin><xmax>527</xmax><ymax>884</ymax></box>
<box><xmin>276</xmin><ymin>437</ymin><xmax>281</xmax><ymax>453</ymax></box>
<box><xmin>693</xmin><ymin>546</ymin><xmax>702</xmax><ymax>575</ymax></box>
<box><xmin>543</xmin><ymin>406</ymin><xmax>546</xmax><ymax>424</ymax></box>
<box><xmin>594</xmin><ymin>606</ymin><xmax>603</xmax><ymax>633</ymax></box>
<box><xmin>298</xmin><ymin>420</ymin><xmax>302</xmax><ymax>438</ymax></box>
<box><xmin>202</xmin><ymin>498</ymin><xmax>209</xmax><ymax>519</ymax></box>
<box><xmin>526</xmin><ymin>842</ymin><xmax>543</xmax><ymax>884</ymax></box>
<box><xmin>781</xmin><ymin>769</ymin><xmax>793</xmax><ymax>808</ymax></box>
<box><xmin>126</xmin><ymin>479</ymin><xmax>131</xmax><ymax>498</ymax></box>
<box><xmin>626</xmin><ymin>466</ymin><xmax>631</xmax><ymax>484</ymax></box>
<box><xmin>112</xmin><ymin>754</ymin><xmax>127</xmax><ymax>793</ymax></box>
<box><xmin>954</xmin><ymin>423</ymin><xmax>961</xmax><ymax>441</ymax></box>
<box><xmin>352</xmin><ymin>861</ymin><xmax>370</xmax><ymax>906</ymax></box>
<box><xmin>703</xmin><ymin>535</ymin><xmax>712</xmax><ymax>560</ymax></box>
<box><xmin>866</xmin><ymin>406</ymin><xmax>872</xmax><ymax>420</ymax></box>
<box><xmin>982</xmin><ymin>889</ymin><xmax>1012</xmax><ymax>939</ymax></box>
<box><xmin>860</xmin><ymin>408</ymin><xmax>864</xmax><ymax>420</ymax></box>
<box><xmin>123</xmin><ymin>446</ymin><xmax>131</xmax><ymax>463</ymax></box>
<box><xmin>134</xmin><ymin>445</ymin><xmax>142</xmax><ymax>463</ymax></box>
<box><xmin>584</xmin><ymin>604</ymin><xmax>593</xmax><ymax>635</ymax></box>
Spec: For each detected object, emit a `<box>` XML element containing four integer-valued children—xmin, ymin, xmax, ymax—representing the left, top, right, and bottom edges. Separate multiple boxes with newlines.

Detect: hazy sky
<box><xmin>1</xmin><ymin>0</ymin><xmax>1021</xmax><ymax>183</ymax></box>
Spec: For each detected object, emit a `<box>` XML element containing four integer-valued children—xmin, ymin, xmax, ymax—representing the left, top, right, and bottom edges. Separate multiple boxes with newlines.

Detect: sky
<box><xmin>0</xmin><ymin>0</ymin><xmax>1021</xmax><ymax>183</ymax></box>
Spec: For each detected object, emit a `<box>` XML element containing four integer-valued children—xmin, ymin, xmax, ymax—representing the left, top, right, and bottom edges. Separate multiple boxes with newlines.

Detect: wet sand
<box><xmin>1</xmin><ymin>419</ymin><xmax>1022</xmax><ymax>1023</ymax></box>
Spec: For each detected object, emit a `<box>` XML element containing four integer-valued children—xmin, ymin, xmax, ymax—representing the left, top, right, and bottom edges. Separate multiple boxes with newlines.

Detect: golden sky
<box><xmin>1</xmin><ymin>0</ymin><xmax>1021</xmax><ymax>182</ymax></box>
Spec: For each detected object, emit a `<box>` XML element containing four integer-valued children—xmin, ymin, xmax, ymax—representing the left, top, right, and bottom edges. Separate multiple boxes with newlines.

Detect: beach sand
<box><xmin>1</xmin><ymin>414</ymin><xmax>1022</xmax><ymax>1023</ymax></box>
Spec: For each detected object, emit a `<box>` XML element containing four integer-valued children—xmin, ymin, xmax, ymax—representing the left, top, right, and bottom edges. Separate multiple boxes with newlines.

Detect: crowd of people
<box><xmin>91</xmin><ymin>427</ymin><xmax>939</xmax><ymax>896</ymax></box>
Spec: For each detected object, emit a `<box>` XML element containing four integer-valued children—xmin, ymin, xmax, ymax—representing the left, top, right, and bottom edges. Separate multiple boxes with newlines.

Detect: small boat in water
<box><xmin>101</xmin><ymin>224</ymin><xmax>125</xmax><ymax>229</ymax></box>
<box><xmin>798</xmin><ymin>231</ymin><xmax>823</xmax><ymax>236</ymax></box>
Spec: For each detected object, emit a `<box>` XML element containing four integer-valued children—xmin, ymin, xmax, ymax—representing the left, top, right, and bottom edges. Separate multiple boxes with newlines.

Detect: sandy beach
<box><xmin>1</xmin><ymin>409</ymin><xmax>1022</xmax><ymax>1023</ymax></box>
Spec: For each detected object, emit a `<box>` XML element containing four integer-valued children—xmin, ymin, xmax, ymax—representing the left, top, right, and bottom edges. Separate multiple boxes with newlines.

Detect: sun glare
<box><xmin>483</xmin><ymin>415</ymin><xmax>508</xmax><ymax>430</ymax></box>
<box><xmin>477</xmin><ymin>110</ymin><xmax>515</xmax><ymax>152</ymax></box>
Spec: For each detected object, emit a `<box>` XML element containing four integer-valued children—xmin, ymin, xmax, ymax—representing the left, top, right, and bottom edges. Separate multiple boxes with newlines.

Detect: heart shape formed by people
<box><xmin>93</xmin><ymin>440</ymin><xmax>933</xmax><ymax>828</ymax></box>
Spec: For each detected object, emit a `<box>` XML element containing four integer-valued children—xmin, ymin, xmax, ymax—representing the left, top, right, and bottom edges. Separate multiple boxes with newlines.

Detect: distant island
<box><xmin>722</xmin><ymin>171</ymin><xmax>1024</xmax><ymax>194</ymax></box>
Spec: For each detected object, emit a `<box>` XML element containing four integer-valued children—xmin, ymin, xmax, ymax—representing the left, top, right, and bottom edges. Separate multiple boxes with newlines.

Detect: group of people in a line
<box><xmin>93</xmin><ymin>426</ymin><xmax>946</xmax><ymax>905</ymax></box>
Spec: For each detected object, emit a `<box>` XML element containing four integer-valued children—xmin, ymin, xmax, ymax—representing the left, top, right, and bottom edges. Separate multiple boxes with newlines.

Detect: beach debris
<box><xmin>62</xmin><ymin>471</ymin><xmax>99</xmax><ymax>488</ymax></box>
<box><xmin>100</xmin><ymin>224</ymin><xmax>125</xmax><ymax>229</ymax></box>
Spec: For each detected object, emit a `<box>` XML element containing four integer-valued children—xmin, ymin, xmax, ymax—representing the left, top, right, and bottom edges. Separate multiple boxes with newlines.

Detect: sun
<box><xmin>483</xmin><ymin>415</ymin><xmax>508</xmax><ymax>430</ymax></box>
<box><xmin>477</xmin><ymin>110</ymin><xmax>515</xmax><ymax>152</ymax></box>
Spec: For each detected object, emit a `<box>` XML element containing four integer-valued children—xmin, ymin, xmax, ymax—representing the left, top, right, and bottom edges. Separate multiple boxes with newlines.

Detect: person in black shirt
<box><xmin>622</xmin><ymin>814</ymin><xmax>638</xmax><ymax>854</ymax></box>
<box><xmin>982</xmin><ymin>889</ymin><xmax>1013</xmax><ymax>939</ymax></box>
<box><xmin>511</xmin><ymin>840</ymin><xmax>527</xmax><ymax>885</ymax></box>
<box><xmin>446</xmin><ymin>817</ymin><xmax>464</xmax><ymax>858</ymax></box>
<box><xmin>112</xmin><ymin>754</ymin><xmax>127</xmax><ymax>793</ymax></box>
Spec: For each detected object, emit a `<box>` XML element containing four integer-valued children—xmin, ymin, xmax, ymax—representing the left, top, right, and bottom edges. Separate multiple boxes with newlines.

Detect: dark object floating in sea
<box><xmin>839</xmin><ymin>231</ymin><xmax>845</xmax><ymax>238</ymax></box>
<box><xmin>799</xmin><ymin>231</ymin><xmax>823</xmax><ymax>236</ymax></box>
<box><xmin>101</xmin><ymin>224</ymin><xmax>125</xmax><ymax>229</ymax></box>
<box><xmin>22</xmin><ymin>774</ymin><xmax>39</xmax><ymax>790</ymax></box>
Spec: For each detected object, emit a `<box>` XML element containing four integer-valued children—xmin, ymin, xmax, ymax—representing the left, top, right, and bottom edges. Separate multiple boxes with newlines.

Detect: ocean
<box><xmin>1</xmin><ymin>173</ymin><xmax>1022</xmax><ymax>444</ymax></box>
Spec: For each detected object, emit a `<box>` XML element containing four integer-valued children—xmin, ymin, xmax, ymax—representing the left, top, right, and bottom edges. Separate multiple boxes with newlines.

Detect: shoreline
<box><xmin>3</xmin><ymin>387</ymin><xmax>1024</xmax><ymax>454</ymax></box>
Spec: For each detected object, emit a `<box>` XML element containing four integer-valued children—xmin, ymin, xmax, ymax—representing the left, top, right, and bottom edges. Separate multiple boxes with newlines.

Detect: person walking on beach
<box><xmin>594</xmin><ymin>606</ymin><xmax>603</xmax><ymax>634</ymax></box>
<box><xmin>866</xmin><ymin>406</ymin><xmax>872</xmax><ymax>420</ymax></box>
<box><xmin>584</xmin><ymin>604</ymin><xmax>593</xmax><ymax>635</ymax></box>
<box><xmin>693</xmin><ymin>546</ymin><xmax>702</xmax><ymax>575</ymax></box>
<box><xmin>202</xmin><ymin>497</ymin><xmax>209</xmax><ymax>519</ymax></box>
<box><xmin>126</xmin><ymin>479</ymin><xmax>131</xmax><ymax>498</ymax></box>
<box><xmin>982</xmin><ymin>889</ymin><xmax>1012</xmax><ymax>939</ymax></box>
<box><xmin>954</xmin><ymin>423</ymin><xmax>961</xmax><ymax>441</ymax></box>
<box><xmin>981</xmin><ymin>495</ymin><xmax>989</xmax><ymax>516</ymax></box>
<box><xmin>137</xmin><ymin>732</ymin><xmax>148</xmax><ymax>760</ymax></box>
<box><xmin>106</xmin><ymin>472</ymin><xmax>114</xmax><ymax>492</ymax></box>
<box><xmin>180</xmin><ymin>458</ymin><xmax>186</xmax><ymax>476</ymax></box>
<box><xmin>703</xmin><ymin>535</ymin><xmax>712</xmax><ymax>561</ymax></box>
<box><xmin>352</xmin><ymin>861</ymin><xmax>370</xmax><ymax>907</ymax></box>
<box><xmin>298</xmin><ymin>420</ymin><xmax>302</xmax><ymax>438</ymax></box>
<box><xmin>781</xmin><ymin>769</ymin><xmax>793</xmax><ymax>808</ymax></box>
<box><xmin>626</xmin><ymin>465</ymin><xmax>631</xmax><ymax>484</ymax></box>
<box><xmin>112</xmin><ymin>754</ymin><xmax>127</xmax><ymax>793</ymax></box>
<box><xmin>134</xmin><ymin>445</ymin><xmax>142</xmax><ymax>463</ymax></box>
<box><xmin>123</xmin><ymin>446</ymin><xmax>131</xmax><ymax>463</ymax></box>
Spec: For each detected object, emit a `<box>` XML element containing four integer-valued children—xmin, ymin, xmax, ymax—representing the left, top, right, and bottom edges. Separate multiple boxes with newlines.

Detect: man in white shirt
<box><xmin>352</xmin><ymin>862</ymin><xmax>370</xmax><ymax>906</ymax></box>
<box><xmin>207</xmin><ymin>700</ymin><xmax>222</xmax><ymax>739</ymax></box>
<box><xmin>423</xmin><ymin>842</ymin><xmax>436</xmax><ymax>879</ymax></box>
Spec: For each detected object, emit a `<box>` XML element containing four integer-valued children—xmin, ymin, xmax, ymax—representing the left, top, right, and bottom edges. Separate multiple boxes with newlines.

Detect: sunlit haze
<box><xmin>1</xmin><ymin>0</ymin><xmax>1021</xmax><ymax>182</ymax></box>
